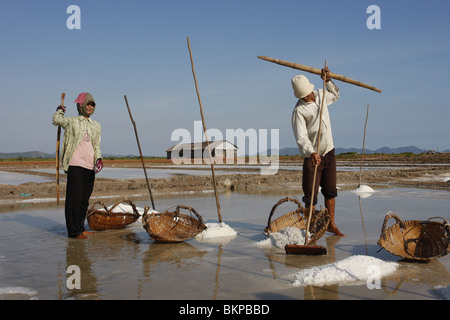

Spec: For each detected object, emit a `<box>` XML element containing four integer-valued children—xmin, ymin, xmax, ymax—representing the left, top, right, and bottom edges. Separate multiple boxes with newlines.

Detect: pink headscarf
<box><xmin>74</xmin><ymin>92</ymin><xmax>87</xmax><ymax>105</ymax></box>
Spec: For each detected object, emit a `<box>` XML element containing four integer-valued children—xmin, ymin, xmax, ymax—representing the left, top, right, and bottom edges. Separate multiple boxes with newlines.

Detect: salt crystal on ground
<box><xmin>292</xmin><ymin>255</ymin><xmax>398</xmax><ymax>287</ymax></box>
<box><xmin>257</xmin><ymin>227</ymin><xmax>308</xmax><ymax>250</ymax></box>
<box><xmin>0</xmin><ymin>286</ymin><xmax>38</xmax><ymax>299</ymax></box>
<box><xmin>352</xmin><ymin>184</ymin><xmax>376</xmax><ymax>198</ymax></box>
<box><xmin>195</xmin><ymin>222</ymin><xmax>237</xmax><ymax>242</ymax></box>
<box><xmin>108</xmin><ymin>204</ymin><xmax>155</xmax><ymax>215</ymax></box>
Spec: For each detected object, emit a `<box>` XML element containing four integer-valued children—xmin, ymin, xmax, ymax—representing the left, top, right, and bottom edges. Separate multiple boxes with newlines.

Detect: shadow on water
<box><xmin>1</xmin><ymin>213</ymin><xmax>67</xmax><ymax>238</ymax></box>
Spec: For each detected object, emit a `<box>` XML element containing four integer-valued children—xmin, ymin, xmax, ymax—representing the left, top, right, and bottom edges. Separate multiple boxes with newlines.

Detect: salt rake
<box><xmin>285</xmin><ymin>61</ymin><xmax>329</xmax><ymax>256</ymax></box>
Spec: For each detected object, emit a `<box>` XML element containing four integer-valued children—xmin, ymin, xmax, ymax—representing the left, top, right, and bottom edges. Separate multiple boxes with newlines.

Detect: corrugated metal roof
<box><xmin>166</xmin><ymin>140</ymin><xmax>238</xmax><ymax>152</ymax></box>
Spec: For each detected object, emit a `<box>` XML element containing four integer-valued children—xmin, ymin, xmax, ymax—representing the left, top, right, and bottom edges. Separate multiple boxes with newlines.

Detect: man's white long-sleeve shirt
<box><xmin>291</xmin><ymin>80</ymin><xmax>340</xmax><ymax>158</ymax></box>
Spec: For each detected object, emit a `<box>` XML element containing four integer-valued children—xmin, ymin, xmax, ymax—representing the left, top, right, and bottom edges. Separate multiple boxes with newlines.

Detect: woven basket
<box><xmin>87</xmin><ymin>199</ymin><xmax>141</xmax><ymax>231</ymax></box>
<box><xmin>377</xmin><ymin>212</ymin><xmax>450</xmax><ymax>261</ymax></box>
<box><xmin>263</xmin><ymin>196</ymin><xmax>330</xmax><ymax>244</ymax></box>
<box><xmin>142</xmin><ymin>205</ymin><xmax>206</xmax><ymax>243</ymax></box>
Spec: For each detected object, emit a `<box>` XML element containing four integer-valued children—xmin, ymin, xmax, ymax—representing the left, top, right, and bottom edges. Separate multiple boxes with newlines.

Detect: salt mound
<box><xmin>355</xmin><ymin>185</ymin><xmax>375</xmax><ymax>193</ymax></box>
<box><xmin>108</xmin><ymin>203</ymin><xmax>157</xmax><ymax>215</ymax></box>
<box><xmin>195</xmin><ymin>222</ymin><xmax>237</xmax><ymax>243</ymax></box>
<box><xmin>108</xmin><ymin>203</ymin><xmax>157</xmax><ymax>223</ymax></box>
<box><xmin>257</xmin><ymin>227</ymin><xmax>308</xmax><ymax>250</ymax></box>
<box><xmin>0</xmin><ymin>286</ymin><xmax>38</xmax><ymax>299</ymax></box>
<box><xmin>292</xmin><ymin>255</ymin><xmax>398</xmax><ymax>287</ymax></box>
<box><xmin>352</xmin><ymin>184</ymin><xmax>376</xmax><ymax>199</ymax></box>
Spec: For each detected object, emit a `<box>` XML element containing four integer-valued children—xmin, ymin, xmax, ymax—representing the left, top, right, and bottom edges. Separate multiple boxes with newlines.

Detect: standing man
<box><xmin>53</xmin><ymin>92</ymin><xmax>103</xmax><ymax>239</ymax></box>
<box><xmin>291</xmin><ymin>67</ymin><xmax>344</xmax><ymax>236</ymax></box>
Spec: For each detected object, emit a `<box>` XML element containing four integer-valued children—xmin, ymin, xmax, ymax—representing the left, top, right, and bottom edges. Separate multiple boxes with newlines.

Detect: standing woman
<box><xmin>53</xmin><ymin>92</ymin><xmax>103</xmax><ymax>239</ymax></box>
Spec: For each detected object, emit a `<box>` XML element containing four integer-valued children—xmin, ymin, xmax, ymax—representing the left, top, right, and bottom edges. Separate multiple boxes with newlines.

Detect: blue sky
<box><xmin>1</xmin><ymin>0</ymin><xmax>449</xmax><ymax>156</ymax></box>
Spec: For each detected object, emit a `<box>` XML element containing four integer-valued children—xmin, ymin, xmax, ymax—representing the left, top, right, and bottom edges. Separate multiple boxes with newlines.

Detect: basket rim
<box><xmin>142</xmin><ymin>204</ymin><xmax>206</xmax><ymax>243</ymax></box>
<box><xmin>87</xmin><ymin>198</ymin><xmax>140</xmax><ymax>218</ymax></box>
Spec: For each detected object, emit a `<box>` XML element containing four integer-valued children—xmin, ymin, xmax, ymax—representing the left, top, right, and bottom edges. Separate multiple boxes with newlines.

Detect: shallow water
<box><xmin>0</xmin><ymin>171</ymin><xmax>54</xmax><ymax>185</ymax></box>
<box><xmin>0</xmin><ymin>187</ymin><xmax>449</xmax><ymax>300</ymax></box>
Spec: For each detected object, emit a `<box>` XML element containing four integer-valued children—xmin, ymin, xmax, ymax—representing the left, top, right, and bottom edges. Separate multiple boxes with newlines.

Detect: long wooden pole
<box><xmin>258</xmin><ymin>56</ymin><xmax>382</xmax><ymax>93</ymax></box>
<box><xmin>304</xmin><ymin>61</ymin><xmax>327</xmax><ymax>245</ymax></box>
<box><xmin>187</xmin><ymin>36</ymin><xmax>223</xmax><ymax>223</ymax></box>
<box><xmin>358</xmin><ymin>104</ymin><xmax>370</xmax><ymax>187</ymax></box>
<box><xmin>56</xmin><ymin>92</ymin><xmax>65</xmax><ymax>204</ymax></box>
<box><xmin>124</xmin><ymin>95</ymin><xmax>156</xmax><ymax>210</ymax></box>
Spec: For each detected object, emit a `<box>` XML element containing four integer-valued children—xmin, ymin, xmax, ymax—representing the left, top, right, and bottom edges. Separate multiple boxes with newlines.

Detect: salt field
<box><xmin>1</xmin><ymin>161</ymin><xmax>428</xmax><ymax>185</ymax></box>
<box><xmin>0</xmin><ymin>184</ymin><xmax>449</xmax><ymax>300</ymax></box>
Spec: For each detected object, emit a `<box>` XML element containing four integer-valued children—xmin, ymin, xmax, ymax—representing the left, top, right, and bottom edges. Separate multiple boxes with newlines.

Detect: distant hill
<box><xmin>1</xmin><ymin>146</ymin><xmax>448</xmax><ymax>159</ymax></box>
<box><xmin>0</xmin><ymin>151</ymin><xmax>55</xmax><ymax>159</ymax></box>
<box><xmin>277</xmin><ymin>146</ymin><xmax>446</xmax><ymax>156</ymax></box>
<box><xmin>0</xmin><ymin>151</ymin><xmax>152</xmax><ymax>159</ymax></box>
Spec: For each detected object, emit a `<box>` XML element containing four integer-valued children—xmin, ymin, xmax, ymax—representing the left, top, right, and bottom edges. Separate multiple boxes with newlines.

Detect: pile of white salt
<box><xmin>257</xmin><ymin>227</ymin><xmax>308</xmax><ymax>250</ymax></box>
<box><xmin>257</xmin><ymin>228</ymin><xmax>399</xmax><ymax>288</ymax></box>
<box><xmin>352</xmin><ymin>184</ymin><xmax>376</xmax><ymax>199</ymax></box>
<box><xmin>292</xmin><ymin>255</ymin><xmax>398</xmax><ymax>287</ymax></box>
<box><xmin>195</xmin><ymin>222</ymin><xmax>237</xmax><ymax>242</ymax></box>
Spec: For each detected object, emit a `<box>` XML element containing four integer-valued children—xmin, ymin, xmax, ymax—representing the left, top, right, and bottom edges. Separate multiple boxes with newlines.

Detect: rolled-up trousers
<box><xmin>65</xmin><ymin>166</ymin><xmax>95</xmax><ymax>238</ymax></box>
<box><xmin>302</xmin><ymin>148</ymin><xmax>338</xmax><ymax>207</ymax></box>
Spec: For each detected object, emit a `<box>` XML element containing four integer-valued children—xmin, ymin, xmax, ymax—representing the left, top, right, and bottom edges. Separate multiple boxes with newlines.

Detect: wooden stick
<box><xmin>56</xmin><ymin>92</ymin><xmax>65</xmax><ymax>204</ymax></box>
<box><xmin>358</xmin><ymin>104</ymin><xmax>370</xmax><ymax>187</ymax></box>
<box><xmin>124</xmin><ymin>95</ymin><xmax>156</xmax><ymax>210</ymax></box>
<box><xmin>258</xmin><ymin>56</ymin><xmax>382</xmax><ymax>93</ymax></box>
<box><xmin>304</xmin><ymin>61</ymin><xmax>327</xmax><ymax>245</ymax></box>
<box><xmin>187</xmin><ymin>36</ymin><xmax>223</xmax><ymax>223</ymax></box>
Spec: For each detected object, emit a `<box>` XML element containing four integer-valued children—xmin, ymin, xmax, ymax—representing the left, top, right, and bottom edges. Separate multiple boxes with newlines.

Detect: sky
<box><xmin>0</xmin><ymin>0</ymin><xmax>449</xmax><ymax>157</ymax></box>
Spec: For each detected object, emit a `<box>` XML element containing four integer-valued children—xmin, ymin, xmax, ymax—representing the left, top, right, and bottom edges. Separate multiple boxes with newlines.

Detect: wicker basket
<box><xmin>377</xmin><ymin>212</ymin><xmax>450</xmax><ymax>261</ymax></box>
<box><xmin>87</xmin><ymin>199</ymin><xmax>141</xmax><ymax>231</ymax></box>
<box><xmin>142</xmin><ymin>205</ymin><xmax>206</xmax><ymax>243</ymax></box>
<box><xmin>263</xmin><ymin>196</ymin><xmax>330</xmax><ymax>244</ymax></box>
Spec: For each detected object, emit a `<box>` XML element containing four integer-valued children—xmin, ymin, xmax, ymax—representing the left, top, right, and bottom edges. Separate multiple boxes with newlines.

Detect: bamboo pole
<box><xmin>258</xmin><ymin>56</ymin><xmax>382</xmax><ymax>93</ymax></box>
<box><xmin>124</xmin><ymin>95</ymin><xmax>156</xmax><ymax>210</ymax></box>
<box><xmin>187</xmin><ymin>36</ymin><xmax>223</xmax><ymax>223</ymax></box>
<box><xmin>358</xmin><ymin>104</ymin><xmax>370</xmax><ymax>187</ymax></box>
<box><xmin>56</xmin><ymin>92</ymin><xmax>65</xmax><ymax>204</ymax></box>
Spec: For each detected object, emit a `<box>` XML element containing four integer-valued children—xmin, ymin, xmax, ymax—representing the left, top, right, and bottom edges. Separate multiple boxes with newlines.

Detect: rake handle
<box><xmin>304</xmin><ymin>61</ymin><xmax>328</xmax><ymax>245</ymax></box>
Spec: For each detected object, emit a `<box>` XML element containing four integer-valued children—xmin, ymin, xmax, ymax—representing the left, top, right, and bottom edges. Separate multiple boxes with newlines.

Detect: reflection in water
<box><xmin>63</xmin><ymin>239</ymin><xmax>98</xmax><ymax>300</ymax></box>
<box><xmin>381</xmin><ymin>259</ymin><xmax>450</xmax><ymax>297</ymax></box>
<box><xmin>358</xmin><ymin>195</ymin><xmax>369</xmax><ymax>255</ymax></box>
<box><xmin>0</xmin><ymin>189</ymin><xmax>449</xmax><ymax>300</ymax></box>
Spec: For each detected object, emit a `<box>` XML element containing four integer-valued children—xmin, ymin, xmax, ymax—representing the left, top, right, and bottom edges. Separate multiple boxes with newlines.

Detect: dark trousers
<box><xmin>65</xmin><ymin>166</ymin><xmax>95</xmax><ymax>238</ymax></box>
<box><xmin>302</xmin><ymin>148</ymin><xmax>338</xmax><ymax>207</ymax></box>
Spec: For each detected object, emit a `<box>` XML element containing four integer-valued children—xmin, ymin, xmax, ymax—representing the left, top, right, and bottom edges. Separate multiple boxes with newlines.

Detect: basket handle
<box><xmin>380</xmin><ymin>211</ymin><xmax>406</xmax><ymax>237</ymax></box>
<box><xmin>428</xmin><ymin>216</ymin><xmax>450</xmax><ymax>238</ymax></box>
<box><xmin>87</xmin><ymin>201</ymin><xmax>109</xmax><ymax>217</ymax></box>
<box><xmin>142</xmin><ymin>206</ymin><xmax>150</xmax><ymax>218</ymax></box>
<box><xmin>174</xmin><ymin>205</ymin><xmax>204</xmax><ymax>224</ymax></box>
<box><xmin>162</xmin><ymin>204</ymin><xmax>204</xmax><ymax>224</ymax></box>
<box><xmin>427</xmin><ymin>216</ymin><xmax>450</xmax><ymax>225</ymax></box>
<box><xmin>109</xmin><ymin>198</ymin><xmax>140</xmax><ymax>216</ymax></box>
<box><xmin>266</xmin><ymin>196</ymin><xmax>304</xmax><ymax>233</ymax></box>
